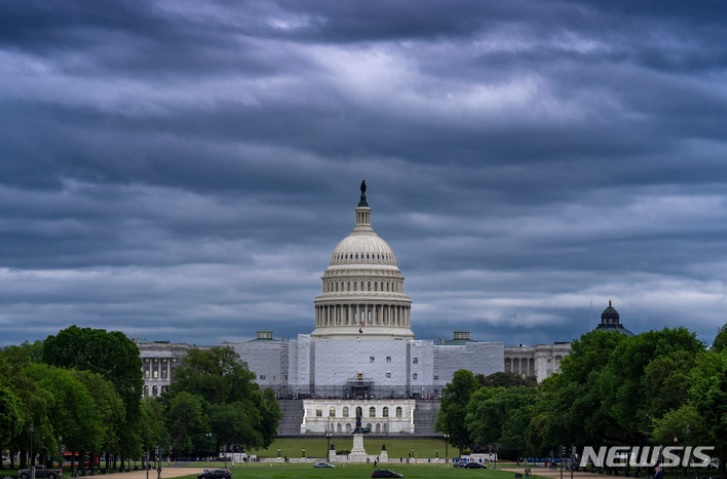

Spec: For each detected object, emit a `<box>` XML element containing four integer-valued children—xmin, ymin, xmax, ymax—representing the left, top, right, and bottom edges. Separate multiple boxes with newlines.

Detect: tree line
<box><xmin>436</xmin><ymin>324</ymin><xmax>727</xmax><ymax>473</ymax></box>
<box><xmin>0</xmin><ymin>326</ymin><xmax>281</xmax><ymax>471</ymax></box>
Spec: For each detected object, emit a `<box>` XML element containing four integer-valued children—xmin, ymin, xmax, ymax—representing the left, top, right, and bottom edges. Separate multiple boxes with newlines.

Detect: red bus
<box><xmin>62</xmin><ymin>452</ymin><xmax>99</xmax><ymax>468</ymax></box>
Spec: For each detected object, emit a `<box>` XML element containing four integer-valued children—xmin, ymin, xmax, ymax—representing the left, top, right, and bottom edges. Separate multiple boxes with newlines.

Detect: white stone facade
<box><xmin>227</xmin><ymin>334</ymin><xmax>505</xmax><ymax>401</ymax></box>
<box><xmin>300</xmin><ymin>399</ymin><xmax>416</xmax><ymax>434</ymax></box>
<box><xmin>504</xmin><ymin>342</ymin><xmax>572</xmax><ymax>383</ymax></box>
<box><xmin>136</xmin><ymin>340</ymin><xmax>194</xmax><ymax>397</ymax></box>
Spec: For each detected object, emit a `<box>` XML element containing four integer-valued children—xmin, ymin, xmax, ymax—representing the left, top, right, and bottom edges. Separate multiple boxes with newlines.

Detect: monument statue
<box><xmin>354</xmin><ymin>409</ymin><xmax>362</xmax><ymax>433</ymax></box>
<box><xmin>358</xmin><ymin>180</ymin><xmax>368</xmax><ymax>207</ymax></box>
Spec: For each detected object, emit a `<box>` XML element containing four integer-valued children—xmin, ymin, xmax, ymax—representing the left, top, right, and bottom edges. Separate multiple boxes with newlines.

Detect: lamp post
<box><xmin>686</xmin><ymin>425</ymin><xmax>691</xmax><ymax>479</ymax></box>
<box><xmin>444</xmin><ymin>434</ymin><xmax>449</xmax><ymax>464</ymax></box>
<box><xmin>325</xmin><ymin>434</ymin><xmax>332</xmax><ymax>460</ymax></box>
<box><xmin>673</xmin><ymin>437</ymin><xmax>679</xmax><ymax>478</ymax></box>
<box><xmin>156</xmin><ymin>444</ymin><xmax>162</xmax><ymax>479</ymax></box>
<box><xmin>59</xmin><ymin>436</ymin><xmax>64</xmax><ymax>472</ymax></box>
<box><xmin>29</xmin><ymin>423</ymin><xmax>35</xmax><ymax>479</ymax></box>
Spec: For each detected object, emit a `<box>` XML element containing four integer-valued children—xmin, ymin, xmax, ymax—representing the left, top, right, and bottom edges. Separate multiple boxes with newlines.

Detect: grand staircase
<box><xmin>275</xmin><ymin>399</ymin><xmax>442</xmax><ymax>437</ymax></box>
<box><xmin>412</xmin><ymin>400</ymin><xmax>440</xmax><ymax>436</ymax></box>
<box><xmin>276</xmin><ymin>399</ymin><xmax>305</xmax><ymax>436</ymax></box>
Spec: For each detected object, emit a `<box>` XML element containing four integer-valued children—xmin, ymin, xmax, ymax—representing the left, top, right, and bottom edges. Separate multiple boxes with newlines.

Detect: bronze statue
<box><xmin>355</xmin><ymin>409</ymin><xmax>362</xmax><ymax>432</ymax></box>
<box><xmin>358</xmin><ymin>180</ymin><xmax>369</xmax><ymax>207</ymax></box>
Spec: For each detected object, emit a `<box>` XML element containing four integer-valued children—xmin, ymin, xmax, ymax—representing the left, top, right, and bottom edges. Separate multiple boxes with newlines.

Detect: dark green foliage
<box><xmin>43</xmin><ymin>325</ymin><xmax>143</xmax><ymax>416</ymax></box>
<box><xmin>42</xmin><ymin>326</ymin><xmax>144</xmax><ymax>465</ymax></box>
<box><xmin>467</xmin><ymin>386</ymin><xmax>538</xmax><ymax>459</ymax></box>
<box><xmin>166</xmin><ymin>346</ymin><xmax>282</xmax><ymax>455</ymax></box>
<box><xmin>476</xmin><ymin>371</ymin><xmax>537</xmax><ymax>388</ymax></box>
<box><xmin>712</xmin><ymin>323</ymin><xmax>727</xmax><ymax>353</ymax></box>
<box><xmin>435</xmin><ymin>369</ymin><xmax>478</xmax><ymax>455</ymax></box>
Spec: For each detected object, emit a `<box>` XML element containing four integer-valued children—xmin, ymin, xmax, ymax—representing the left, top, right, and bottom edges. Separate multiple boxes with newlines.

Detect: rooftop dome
<box><xmin>312</xmin><ymin>181</ymin><xmax>413</xmax><ymax>340</ymax></box>
<box><xmin>595</xmin><ymin>300</ymin><xmax>634</xmax><ymax>336</ymax></box>
<box><xmin>330</xmin><ymin>234</ymin><xmax>397</xmax><ymax>266</ymax></box>
<box><xmin>601</xmin><ymin>300</ymin><xmax>620</xmax><ymax>321</ymax></box>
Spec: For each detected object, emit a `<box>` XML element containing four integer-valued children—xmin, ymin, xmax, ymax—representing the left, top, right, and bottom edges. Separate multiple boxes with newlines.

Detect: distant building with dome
<box><xmin>137</xmin><ymin>183</ymin><xmax>589</xmax><ymax>435</ymax></box>
<box><xmin>594</xmin><ymin>300</ymin><xmax>634</xmax><ymax>336</ymax></box>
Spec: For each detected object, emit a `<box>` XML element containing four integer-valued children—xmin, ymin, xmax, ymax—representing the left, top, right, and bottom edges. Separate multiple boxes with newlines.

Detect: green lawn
<box><xmin>210</xmin><ymin>463</ymin><xmax>516</xmax><ymax>479</ymax></box>
<box><xmin>250</xmin><ymin>437</ymin><xmax>453</xmax><ymax>460</ymax></box>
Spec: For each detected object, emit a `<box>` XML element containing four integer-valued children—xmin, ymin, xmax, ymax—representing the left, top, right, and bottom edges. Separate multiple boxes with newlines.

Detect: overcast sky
<box><xmin>2</xmin><ymin>1</ymin><xmax>727</xmax><ymax>349</ymax></box>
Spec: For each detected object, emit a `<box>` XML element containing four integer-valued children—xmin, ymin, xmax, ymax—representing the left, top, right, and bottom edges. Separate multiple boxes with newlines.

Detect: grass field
<box><xmin>249</xmin><ymin>437</ymin><xmax>454</xmax><ymax>460</ymax></box>
<box><xmin>206</xmin><ymin>463</ymin><xmax>514</xmax><ymax>479</ymax></box>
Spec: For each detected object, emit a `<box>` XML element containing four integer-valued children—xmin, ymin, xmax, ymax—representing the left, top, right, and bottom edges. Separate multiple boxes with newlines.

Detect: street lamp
<box><xmin>58</xmin><ymin>436</ymin><xmax>64</xmax><ymax>472</ymax></box>
<box><xmin>673</xmin><ymin>437</ymin><xmax>679</xmax><ymax>478</ymax></box>
<box><xmin>686</xmin><ymin>426</ymin><xmax>691</xmax><ymax>479</ymax></box>
<box><xmin>29</xmin><ymin>423</ymin><xmax>35</xmax><ymax>479</ymax></box>
<box><xmin>444</xmin><ymin>434</ymin><xmax>449</xmax><ymax>464</ymax></box>
<box><xmin>325</xmin><ymin>434</ymin><xmax>332</xmax><ymax>460</ymax></box>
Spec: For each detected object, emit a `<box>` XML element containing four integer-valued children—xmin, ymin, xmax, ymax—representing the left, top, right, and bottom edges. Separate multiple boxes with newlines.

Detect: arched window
<box><xmin>383</xmin><ymin>407</ymin><xmax>389</xmax><ymax>417</ymax></box>
<box><xmin>329</xmin><ymin>407</ymin><xmax>336</xmax><ymax>417</ymax></box>
<box><xmin>396</xmin><ymin>407</ymin><xmax>403</xmax><ymax>418</ymax></box>
<box><xmin>316</xmin><ymin>406</ymin><xmax>323</xmax><ymax>417</ymax></box>
<box><xmin>152</xmin><ymin>385</ymin><xmax>158</xmax><ymax>397</ymax></box>
<box><xmin>369</xmin><ymin>406</ymin><xmax>376</xmax><ymax>418</ymax></box>
<box><xmin>343</xmin><ymin>406</ymin><xmax>350</xmax><ymax>417</ymax></box>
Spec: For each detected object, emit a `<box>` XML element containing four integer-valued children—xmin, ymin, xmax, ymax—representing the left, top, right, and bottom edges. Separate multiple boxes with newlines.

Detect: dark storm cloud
<box><xmin>1</xmin><ymin>0</ymin><xmax>727</xmax><ymax>348</ymax></box>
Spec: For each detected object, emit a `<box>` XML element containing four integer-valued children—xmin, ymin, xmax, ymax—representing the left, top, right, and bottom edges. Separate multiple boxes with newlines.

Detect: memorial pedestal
<box><xmin>348</xmin><ymin>433</ymin><xmax>368</xmax><ymax>462</ymax></box>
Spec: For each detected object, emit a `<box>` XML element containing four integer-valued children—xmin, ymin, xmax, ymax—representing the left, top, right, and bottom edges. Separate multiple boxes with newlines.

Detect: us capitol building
<box><xmin>137</xmin><ymin>182</ymin><xmax>573</xmax><ymax>435</ymax></box>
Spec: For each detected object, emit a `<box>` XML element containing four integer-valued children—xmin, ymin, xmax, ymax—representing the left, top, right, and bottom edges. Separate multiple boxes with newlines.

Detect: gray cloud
<box><xmin>2</xmin><ymin>0</ymin><xmax>727</xmax><ymax>349</ymax></box>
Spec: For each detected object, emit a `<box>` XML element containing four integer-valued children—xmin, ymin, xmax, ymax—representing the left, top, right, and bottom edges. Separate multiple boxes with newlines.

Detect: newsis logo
<box><xmin>579</xmin><ymin>446</ymin><xmax>715</xmax><ymax>468</ymax></box>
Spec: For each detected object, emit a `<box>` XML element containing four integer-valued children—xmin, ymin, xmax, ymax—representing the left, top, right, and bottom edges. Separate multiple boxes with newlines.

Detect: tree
<box><xmin>42</xmin><ymin>326</ymin><xmax>143</xmax><ymax>416</ymax></box>
<box><xmin>257</xmin><ymin>388</ymin><xmax>283</xmax><ymax>449</ymax></box>
<box><xmin>0</xmin><ymin>385</ymin><xmax>24</xmax><ymax>468</ymax></box>
<box><xmin>42</xmin><ymin>326</ymin><xmax>143</xmax><ymax>468</ymax></box>
<box><xmin>691</xmin><ymin>349</ymin><xmax>727</xmax><ymax>479</ymax></box>
<box><xmin>171</xmin><ymin>346</ymin><xmax>256</xmax><ymax>405</ymax></box>
<box><xmin>168</xmin><ymin>346</ymin><xmax>281</xmax><ymax>452</ymax></box>
<box><xmin>72</xmin><ymin>370</ymin><xmax>125</xmax><ymax>465</ymax></box>
<box><xmin>25</xmin><ymin>364</ymin><xmax>104</xmax><ymax>463</ymax></box>
<box><xmin>435</xmin><ymin>369</ymin><xmax>479</xmax><ymax>455</ymax></box>
<box><xmin>166</xmin><ymin>392</ymin><xmax>209</xmax><ymax>458</ymax></box>
<box><xmin>139</xmin><ymin>397</ymin><xmax>171</xmax><ymax>457</ymax></box>
<box><xmin>535</xmin><ymin>330</ymin><xmax>626</xmax><ymax>451</ymax></box>
<box><xmin>713</xmin><ymin>323</ymin><xmax>727</xmax><ymax>353</ymax></box>
<box><xmin>599</xmin><ymin>327</ymin><xmax>703</xmax><ymax>443</ymax></box>
<box><xmin>467</xmin><ymin>386</ymin><xmax>539</xmax><ymax>459</ymax></box>
<box><xmin>476</xmin><ymin>371</ymin><xmax>537</xmax><ymax>388</ymax></box>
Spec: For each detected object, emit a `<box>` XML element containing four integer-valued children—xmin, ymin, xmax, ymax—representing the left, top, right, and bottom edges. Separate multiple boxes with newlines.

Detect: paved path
<box><xmin>509</xmin><ymin>467</ymin><xmax>641</xmax><ymax>479</ymax></box>
<box><xmin>101</xmin><ymin>468</ymin><xmax>204</xmax><ymax>479</ymax></box>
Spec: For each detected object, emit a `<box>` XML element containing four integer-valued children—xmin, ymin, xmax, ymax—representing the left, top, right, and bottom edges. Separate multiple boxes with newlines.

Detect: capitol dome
<box><xmin>330</xmin><ymin>233</ymin><xmax>397</xmax><ymax>266</ymax></box>
<box><xmin>312</xmin><ymin>182</ymin><xmax>413</xmax><ymax>340</ymax></box>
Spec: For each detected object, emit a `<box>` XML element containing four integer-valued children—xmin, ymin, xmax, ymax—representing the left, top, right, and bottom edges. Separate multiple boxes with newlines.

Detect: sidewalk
<box><xmin>510</xmin><ymin>467</ymin><xmax>638</xmax><ymax>479</ymax></box>
<box><xmin>101</xmin><ymin>467</ymin><xmax>204</xmax><ymax>479</ymax></box>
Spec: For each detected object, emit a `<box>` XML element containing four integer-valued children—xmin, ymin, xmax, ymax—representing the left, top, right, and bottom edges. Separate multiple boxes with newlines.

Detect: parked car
<box><xmin>313</xmin><ymin>461</ymin><xmax>335</xmax><ymax>468</ymax></box>
<box><xmin>372</xmin><ymin>469</ymin><xmax>404</xmax><ymax>478</ymax></box>
<box><xmin>197</xmin><ymin>469</ymin><xmax>232</xmax><ymax>479</ymax></box>
<box><xmin>18</xmin><ymin>465</ymin><xmax>63</xmax><ymax>479</ymax></box>
<box><xmin>464</xmin><ymin>462</ymin><xmax>487</xmax><ymax>469</ymax></box>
